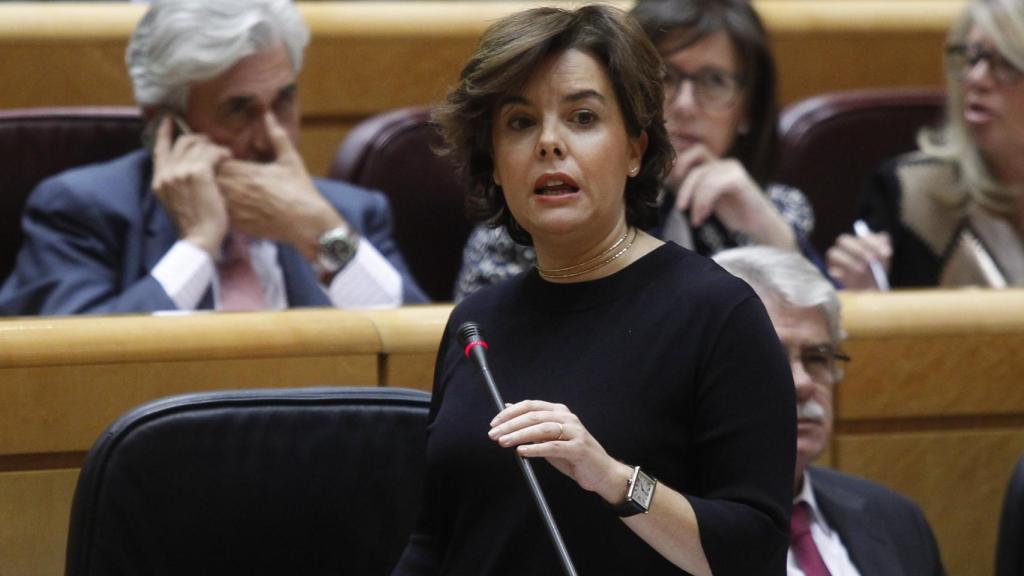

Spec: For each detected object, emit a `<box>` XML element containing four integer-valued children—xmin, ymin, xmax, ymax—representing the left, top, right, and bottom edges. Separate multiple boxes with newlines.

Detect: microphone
<box><xmin>457</xmin><ymin>322</ymin><xmax>579</xmax><ymax>576</ymax></box>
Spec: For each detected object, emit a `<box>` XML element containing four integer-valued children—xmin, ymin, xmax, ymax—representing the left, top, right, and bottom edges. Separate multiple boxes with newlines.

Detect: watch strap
<box><xmin>612</xmin><ymin>496</ymin><xmax>647</xmax><ymax>518</ymax></box>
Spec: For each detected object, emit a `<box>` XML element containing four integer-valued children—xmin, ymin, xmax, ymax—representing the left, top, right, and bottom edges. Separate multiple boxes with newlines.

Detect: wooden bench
<box><xmin>832</xmin><ymin>289</ymin><xmax>1024</xmax><ymax>576</ymax></box>
<box><xmin>2</xmin><ymin>288</ymin><xmax>1023</xmax><ymax>575</ymax></box>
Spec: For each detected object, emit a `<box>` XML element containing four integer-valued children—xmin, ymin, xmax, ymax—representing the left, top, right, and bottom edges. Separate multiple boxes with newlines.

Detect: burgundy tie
<box><xmin>217</xmin><ymin>232</ymin><xmax>266</xmax><ymax>311</ymax></box>
<box><xmin>791</xmin><ymin>502</ymin><xmax>831</xmax><ymax>576</ymax></box>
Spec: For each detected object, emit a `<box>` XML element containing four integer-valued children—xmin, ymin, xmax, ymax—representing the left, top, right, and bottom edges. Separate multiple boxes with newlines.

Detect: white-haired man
<box><xmin>0</xmin><ymin>0</ymin><xmax>426</xmax><ymax>315</ymax></box>
<box><xmin>714</xmin><ymin>246</ymin><xmax>946</xmax><ymax>576</ymax></box>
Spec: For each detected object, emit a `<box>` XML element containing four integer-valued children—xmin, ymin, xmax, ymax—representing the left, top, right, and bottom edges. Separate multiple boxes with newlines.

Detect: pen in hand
<box><xmin>853</xmin><ymin>219</ymin><xmax>890</xmax><ymax>291</ymax></box>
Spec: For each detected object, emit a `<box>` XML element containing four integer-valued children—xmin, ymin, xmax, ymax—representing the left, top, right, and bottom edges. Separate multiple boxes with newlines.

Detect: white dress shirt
<box><xmin>151</xmin><ymin>235</ymin><xmax>402</xmax><ymax>311</ymax></box>
<box><xmin>788</xmin><ymin>472</ymin><xmax>862</xmax><ymax>576</ymax></box>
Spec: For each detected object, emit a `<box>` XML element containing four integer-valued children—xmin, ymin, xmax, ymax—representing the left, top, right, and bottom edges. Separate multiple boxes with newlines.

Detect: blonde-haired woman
<box><xmin>827</xmin><ymin>0</ymin><xmax>1024</xmax><ymax>289</ymax></box>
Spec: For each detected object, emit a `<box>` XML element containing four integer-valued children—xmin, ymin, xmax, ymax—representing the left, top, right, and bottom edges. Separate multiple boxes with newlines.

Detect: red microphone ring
<box><xmin>463</xmin><ymin>340</ymin><xmax>488</xmax><ymax>358</ymax></box>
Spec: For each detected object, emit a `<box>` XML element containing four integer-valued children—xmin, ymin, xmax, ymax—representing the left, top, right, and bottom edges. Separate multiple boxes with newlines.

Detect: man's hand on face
<box><xmin>216</xmin><ymin>111</ymin><xmax>346</xmax><ymax>262</ymax></box>
<box><xmin>151</xmin><ymin>115</ymin><xmax>232</xmax><ymax>258</ymax></box>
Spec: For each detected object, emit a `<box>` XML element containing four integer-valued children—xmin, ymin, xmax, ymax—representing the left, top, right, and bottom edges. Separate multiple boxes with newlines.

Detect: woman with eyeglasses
<box><xmin>827</xmin><ymin>0</ymin><xmax>1024</xmax><ymax>289</ymax></box>
<box><xmin>453</xmin><ymin>0</ymin><xmax>816</xmax><ymax>301</ymax></box>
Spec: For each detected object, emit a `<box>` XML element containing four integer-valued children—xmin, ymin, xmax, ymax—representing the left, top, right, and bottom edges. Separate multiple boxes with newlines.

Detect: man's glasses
<box><xmin>791</xmin><ymin>344</ymin><xmax>850</xmax><ymax>383</ymax></box>
<box><xmin>945</xmin><ymin>43</ymin><xmax>1024</xmax><ymax>86</ymax></box>
<box><xmin>662</xmin><ymin>65</ymin><xmax>744</xmax><ymax>111</ymax></box>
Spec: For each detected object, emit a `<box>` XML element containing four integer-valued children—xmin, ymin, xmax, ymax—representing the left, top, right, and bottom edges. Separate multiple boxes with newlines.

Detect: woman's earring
<box><xmin>629</xmin><ymin>165</ymin><xmax>640</xmax><ymax>177</ymax></box>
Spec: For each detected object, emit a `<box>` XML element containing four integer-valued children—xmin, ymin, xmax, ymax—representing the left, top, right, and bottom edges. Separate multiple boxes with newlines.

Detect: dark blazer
<box><xmin>809</xmin><ymin>466</ymin><xmax>946</xmax><ymax>576</ymax></box>
<box><xmin>0</xmin><ymin>149</ymin><xmax>427</xmax><ymax>315</ymax></box>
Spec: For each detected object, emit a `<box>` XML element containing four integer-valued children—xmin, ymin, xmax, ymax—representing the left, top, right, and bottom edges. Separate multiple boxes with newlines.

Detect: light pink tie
<box><xmin>791</xmin><ymin>502</ymin><xmax>831</xmax><ymax>576</ymax></box>
<box><xmin>217</xmin><ymin>232</ymin><xmax>266</xmax><ymax>311</ymax></box>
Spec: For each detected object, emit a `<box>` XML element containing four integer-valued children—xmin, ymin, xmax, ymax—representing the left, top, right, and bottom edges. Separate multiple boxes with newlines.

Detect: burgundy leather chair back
<box><xmin>0</xmin><ymin>107</ymin><xmax>144</xmax><ymax>283</ymax></box>
<box><xmin>776</xmin><ymin>88</ymin><xmax>946</xmax><ymax>254</ymax></box>
<box><xmin>329</xmin><ymin>106</ymin><xmax>471</xmax><ymax>302</ymax></box>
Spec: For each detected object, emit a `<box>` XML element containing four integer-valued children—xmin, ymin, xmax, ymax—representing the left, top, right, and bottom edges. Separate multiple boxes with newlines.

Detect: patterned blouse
<box><xmin>453</xmin><ymin>183</ymin><xmax>813</xmax><ymax>302</ymax></box>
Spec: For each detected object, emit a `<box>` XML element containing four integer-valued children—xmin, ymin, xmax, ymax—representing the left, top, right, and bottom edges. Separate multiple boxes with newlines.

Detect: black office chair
<box><xmin>996</xmin><ymin>452</ymin><xmax>1024</xmax><ymax>576</ymax></box>
<box><xmin>65</xmin><ymin>387</ymin><xmax>431</xmax><ymax>576</ymax></box>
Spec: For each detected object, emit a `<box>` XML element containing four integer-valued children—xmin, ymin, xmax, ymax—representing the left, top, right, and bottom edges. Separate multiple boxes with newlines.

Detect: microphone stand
<box><xmin>459</xmin><ymin>323</ymin><xmax>579</xmax><ymax>576</ymax></box>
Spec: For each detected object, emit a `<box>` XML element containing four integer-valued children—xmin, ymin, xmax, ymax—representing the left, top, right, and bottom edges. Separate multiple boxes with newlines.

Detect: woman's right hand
<box><xmin>670</xmin><ymin>144</ymin><xmax>796</xmax><ymax>250</ymax></box>
<box><xmin>826</xmin><ymin>232</ymin><xmax>892</xmax><ymax>290</ymax></box>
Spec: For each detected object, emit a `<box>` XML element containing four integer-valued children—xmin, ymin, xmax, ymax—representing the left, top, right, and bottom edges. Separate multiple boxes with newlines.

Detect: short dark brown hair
<box><xmin>433</xmin><ymin>5</ymin><xmax>673</xmax><ymax>244</ymax></box>
<box><xmin>631</xmin><ymin>0</ymin><xmax>780</xmax><ymax>185</ymax></box>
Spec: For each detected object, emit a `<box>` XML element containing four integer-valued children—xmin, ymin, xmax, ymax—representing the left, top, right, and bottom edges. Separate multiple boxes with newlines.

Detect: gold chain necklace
<box><xmin>536</xmin><ymin>228</ymin><xmax>637</xmax><ymax>280</ymax></box>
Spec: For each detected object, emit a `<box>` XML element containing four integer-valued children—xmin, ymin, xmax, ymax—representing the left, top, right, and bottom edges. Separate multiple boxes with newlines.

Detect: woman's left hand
<box><xmin>488</xmin><ymin>400</ymin><xmax>628</xmax><ymax>500</ymax></box>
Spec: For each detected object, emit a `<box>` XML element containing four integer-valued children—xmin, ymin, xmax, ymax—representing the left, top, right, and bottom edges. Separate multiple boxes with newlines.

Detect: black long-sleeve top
<box><xmin>394</xmin><ymin>243</ymin><xmax>795</xmax><ymax>575</ymax></box>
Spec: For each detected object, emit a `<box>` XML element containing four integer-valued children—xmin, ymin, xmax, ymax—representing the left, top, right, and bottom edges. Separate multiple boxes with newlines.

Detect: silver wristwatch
<box><xmin>316</xmin><ymin>224</ymin><xmax>360</xmax><ymax>276</ymax></box>
<box><xmin>613</xmin><ymin>465</ymin><xmax>657</xmax><ymax>517</ymax></box>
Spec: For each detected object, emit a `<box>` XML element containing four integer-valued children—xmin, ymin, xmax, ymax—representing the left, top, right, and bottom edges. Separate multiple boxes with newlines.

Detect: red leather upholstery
<box><xmin>329</xmin><ymin>106</ymin><xmax>471</xmax><ymax>302</ymax></box>
<box><xmin>777</xmin><ymin>88</ymin><xmax>946</xmax><ymax>254</ymax></box>
<box><xmin>0</xmin><ymin>107</ymin><xmax>144</xmax><ymax>284</ymax></box>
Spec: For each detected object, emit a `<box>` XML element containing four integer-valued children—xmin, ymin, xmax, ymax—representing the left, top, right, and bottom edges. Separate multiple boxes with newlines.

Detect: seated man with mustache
<box><xmin>715</xmin><ymin>246</ymin><xmax>946</xmax><ymax>576</ymax></box>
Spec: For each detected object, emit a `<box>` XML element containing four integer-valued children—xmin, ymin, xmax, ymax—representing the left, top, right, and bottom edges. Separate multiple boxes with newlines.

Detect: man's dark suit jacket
<box><xmin>0</xmin><ymin>149</ymin><xmax>427</xmax><ymax>315</ymax></box>
<box><xmin>809</xmin><ymin>466</ymin><xmax>946</xmax><ymax>576</ymax></box>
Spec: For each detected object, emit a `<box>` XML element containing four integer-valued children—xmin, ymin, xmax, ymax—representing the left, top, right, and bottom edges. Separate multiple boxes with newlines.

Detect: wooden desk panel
<box><xmin>0</xmin><ymin>355</ymin><xmax>376</xmax><ymax>458</ymax></box>
<box><xmin>835</xmin><ymin>289</ymin><xmax>1024</xmax><ymax>576</ymax></box>
<box><xmin>0</xmin><ymin>309</ymin><xmax>379</xmax><ymax>367</ymax></box>
<box><xmin>0</xmin><ymin>310</ymin><xmax>382</xmax><ymax>460</ymax></box>
<box><xmin>0</xmin><ymin>469</ymin><xmax>79</xmax><ymax>576</ymax></box>
<box><xmin>840</xmin><ymin>334</ymin><xmax>1024</xmax><ymax>419</ymax></box>
<box><xmin>360</xmin><ymin>306</ymin><xmax>452</xmax><ymax>390</ymax></box>
<box><xmin>838</xmin><ymin>290</ymin><xmax>1024</xmax><ymax>419</ymax></box>
<box><xmin>381</xmin><ymin>351</ymin><xmax>439</xmax><ymax>391</ymax></box>
<box><xmin>836</xmin><ymin>430</ymin><xmax>1024</xmax><ymax>576</ymax></box>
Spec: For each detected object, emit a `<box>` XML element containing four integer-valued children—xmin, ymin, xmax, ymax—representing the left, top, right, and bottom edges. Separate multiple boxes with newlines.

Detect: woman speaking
<box><xmin>394</xmin><ymin>6</ymin><xmax>794</xmax><ymax>575</ymax></box>
<box><xmin>455</xmin><ymin>0</ymin><xmax>817</xmax><ymax>302</ymax></box>
<box><xmin>827</xmin><ymin>0</ymin><xmax>1024</xmax><ymax>289</ymax></box>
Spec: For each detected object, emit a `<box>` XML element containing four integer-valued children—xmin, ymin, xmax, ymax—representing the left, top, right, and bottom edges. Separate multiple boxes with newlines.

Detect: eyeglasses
<box><xmin>945</xmin><ymin>43</ymin><xmax>1024</xmax><ymax>86</ymax></box>
<box><xmin>662</xmin><ymin>65</ymin><xmax>744</xmax><ymax>111</ymax></box>
<box><xmin>790</xmin><ymin>344</ymin><xmax>850</xmax><ymax>384</ymax></box>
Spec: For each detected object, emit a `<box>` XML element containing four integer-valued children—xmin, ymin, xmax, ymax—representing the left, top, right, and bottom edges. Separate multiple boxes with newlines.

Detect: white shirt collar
<box><xmin>794</xmin><ymin>471</ymin><xmax>836</xmax><ymax>538</ymax></box>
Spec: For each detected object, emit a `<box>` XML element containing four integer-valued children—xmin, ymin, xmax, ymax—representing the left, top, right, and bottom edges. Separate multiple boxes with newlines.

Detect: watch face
<box><xmin>635</xmin><ymin>477</ymin><xmax>653</xmax><ymax>506</ymax></box>
<box><xmin>319</xmin><ymin>226</ymin><xmax>359</xmax><ymax>271</ymax></box>
<box><xmin>630</xmin><ymin>469</ymin><xmax>656</xmax><ymax>509</ymax></box>
<box><xmin>328</xmin><ymin>236</ymin><xmax>357</xmax><ymax>262</ymax></box>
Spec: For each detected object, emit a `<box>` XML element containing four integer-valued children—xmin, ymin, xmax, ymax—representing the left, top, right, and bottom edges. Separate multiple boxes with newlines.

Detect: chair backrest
<box><xmin>996</xmin><ymin>452</ymin><xmax>1024</xmax><ymax>576</ymax></box>
<box><xmin>0</xmin><ymin>107</ymin><xmax>144</xmax><ymax>284</ymax></box>
<box><xmin>776</xmin><ymin>88</ymin><xmax>946</xmax><ymax>254</ymax></box>
<box><xmin>329</xmin><ymin>106</ymin><xmax>471</xmax><ymax>302</ymax></box>
<box><xmin>65</xmin><ymin>386</ymin><xmax>431</xmax><ymax>576</ymax></box>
